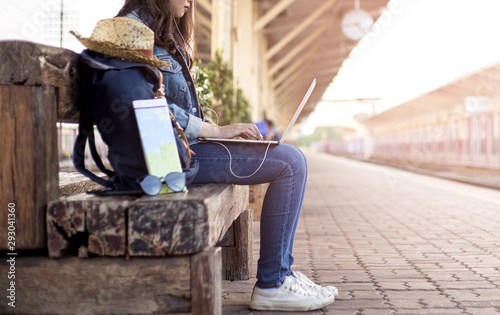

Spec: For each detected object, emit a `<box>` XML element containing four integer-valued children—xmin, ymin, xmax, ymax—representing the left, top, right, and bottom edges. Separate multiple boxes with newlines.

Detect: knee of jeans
<box><xmin>279</xmin><ymin>144</ymin><xmax>307</xmax><ymax>177</ymax></box>
<box><xmin>293</xmin><ymin>145</ymin><xmax>307</xmax><ymax>167</ymax></box>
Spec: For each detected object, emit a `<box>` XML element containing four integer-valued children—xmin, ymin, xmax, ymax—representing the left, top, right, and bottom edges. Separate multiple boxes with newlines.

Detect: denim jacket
<box><xmin>127</xmin><ymin>12</ymin><xmax>204</xmax><ymax>144</ymax></box>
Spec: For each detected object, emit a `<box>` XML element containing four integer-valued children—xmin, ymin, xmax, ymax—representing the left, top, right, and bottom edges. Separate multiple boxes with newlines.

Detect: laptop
<box><xmin>200</xmin><ymin>78</ymin><xmax>316</xmax><ymax>145</ymax></box>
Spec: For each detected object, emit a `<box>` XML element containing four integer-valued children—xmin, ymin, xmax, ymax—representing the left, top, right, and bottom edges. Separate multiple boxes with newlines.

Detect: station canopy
<box><xmin>196</xmin><ymin>0</ymin><xmax>390</xmax><ymax>121</ymax></box>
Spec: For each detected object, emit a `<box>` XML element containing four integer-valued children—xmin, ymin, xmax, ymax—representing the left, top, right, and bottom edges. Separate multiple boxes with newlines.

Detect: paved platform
<box><xmin>222</xmin><ymin>151</ymin><xmax>500</xmax><ymax>314</ymax></box>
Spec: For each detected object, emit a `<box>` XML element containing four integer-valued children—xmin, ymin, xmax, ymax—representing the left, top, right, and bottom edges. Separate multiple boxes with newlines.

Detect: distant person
<box><xmin>265</xmin><ymin>119</ymin><xmax>282</xmax><ymax>142</ymax></box>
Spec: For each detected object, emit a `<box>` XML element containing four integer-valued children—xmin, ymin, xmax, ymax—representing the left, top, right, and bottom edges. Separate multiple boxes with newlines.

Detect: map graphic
<box><xmin>133</xmin><ymin>98</ymin><xmax>183</xmax><ymax>193</ymax></box>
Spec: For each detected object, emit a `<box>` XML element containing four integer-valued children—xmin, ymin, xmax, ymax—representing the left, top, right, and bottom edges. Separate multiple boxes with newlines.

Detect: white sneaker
<box><xmin>292</xmin><ymin>271</ymin><xmax>339</xmax><ymax>297</ymax></box>
<box><xmin>249</xmin><ymin>275</ymin><xmax>335</xmax><ymax>311</ymax></box>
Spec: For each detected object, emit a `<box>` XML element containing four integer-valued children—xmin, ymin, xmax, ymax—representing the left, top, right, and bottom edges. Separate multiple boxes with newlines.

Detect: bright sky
<box><xmin>309</xmin><ymin>0</ymin><xmax>500</xmax><ymax>128</ymax></box>
<box><xmin>0</xmin><ymin>0</ymin><xmax>124</xmax><ymax>52</ymax></box>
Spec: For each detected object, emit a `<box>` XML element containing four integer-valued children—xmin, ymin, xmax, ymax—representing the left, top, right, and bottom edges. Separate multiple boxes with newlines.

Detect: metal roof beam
<box><xmin>268</xmin><ymin>23</ymin><xmax>328</xmax><ymax>77</ymax></box>
<box><xmin>197</xmin><ymin>25</ymin><xmax>212</xmax><ymax>41</ymax></box>
<box><xmin>254</xmin><ymin>0</ymin><xmax>297</xmax><ymax>32</ymax></box>
<box><xmin>197</xmin><ymin>11</ymin><xmax>211</xmax><ymax>29</ymax></box>
<box><xmin>276</xmin><ymin>70</ymin><xmax>338</xmax><ymax>111</ymax></box>
<box><xmin>276</xmin><ymin>69</ymin><xmax>316</xmax><ymax>105</ymax></box>
<box><xmin>276</xmin><ymin>80</ymin><xmax>310</xmax><ymax>111</ymax></box>
<box><xmin>274</xmin><ymin>62</ymin><xmax>315</xmax><ymax>100</ymax></box>
<box><xmin>197</xmin><ymin>0</ymin><xmax>212</xmax><ymax>14</ymax></box>
<box><xmin>265</xmin><ymin>0</ymin><xmax>338</xmax><ymax>61</ymax></box>
<box><xmin>271</xmin><ymin>42</ymin><xmax>322</xmax><ymax>89</ymax></box>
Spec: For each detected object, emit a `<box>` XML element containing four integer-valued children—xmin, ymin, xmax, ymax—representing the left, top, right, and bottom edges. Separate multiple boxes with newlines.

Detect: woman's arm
<box><xmin>199</xmin><ymin>122</ymin><xmax>263</xmax><ymax>140</ymax></box>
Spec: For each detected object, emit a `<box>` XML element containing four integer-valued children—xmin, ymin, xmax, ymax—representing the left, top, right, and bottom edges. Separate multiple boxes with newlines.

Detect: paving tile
<box><xmin>370</xmin><ymin>269</ymin><xmax>423</xmax><ymax>279</ymax></box>
<box><xmin>384</xmin><ymin>288</ymin><xmax>461</xmax><ymax>309</ymax></box>
<box><xmin>403</xmin><ymin>280</ymin><xmax>438</xmax><ymax>290</ymax></box>
<box><xmin>460</xmin><ymin>301</ymin><xmax>500</xmax><ymax>308</ymax></box>
<box><xmin>462</xmin><ymin>308</ymin><xmax>500</xmax><ymax>315</ymax></box>
<box><xmin>483</xmin><ymin>276</ymin><xmax>500</xmax><ymax>283</ymax></box>
<box><xmin>395</xmin><ymin>309</ymin><xmax>466</xmax><ymax>315</ymax></box>
<box><xmin>437</xmin><ymin>281</ymin><xmax>498</xmax><ymax>290</ymax></box>
<box><xmin>471</xmin><ymin>289</ymin><xmax>500</xmax><ymax>301</ymax></box>
<box><xmin>336</xmin><ymin>282</ymin><xmax>379</xmax><ymax>292</ymax></box>
<box><xmin>332</xmin><ymin>298</ymin><xmax>390</xmax><ymax>310</ymax></box>
<box><xmin>327</xmin><ymin>310</ymin><xmax>363</xmax><ymax>315</ymax></box>
<box><xmin>350</xmin><ymin>289</ymin><xmax>385</xmax><ymax>300</ymax></box>
<box><xmin>358</xmin><ymin>310</ymin><xmax>396</xmax><ymax>315</ymax></box>
<box><xmin>376</xmin><ymin>281</ymin><xmax>409</xmax><ymax>291</ymax></box>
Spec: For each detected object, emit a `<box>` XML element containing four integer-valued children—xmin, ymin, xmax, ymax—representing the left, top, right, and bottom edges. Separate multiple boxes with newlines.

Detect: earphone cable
<box><xmin>214</xmin><ymin>141</ymin><xmax>272</xmax><ymax>179</ymax></box>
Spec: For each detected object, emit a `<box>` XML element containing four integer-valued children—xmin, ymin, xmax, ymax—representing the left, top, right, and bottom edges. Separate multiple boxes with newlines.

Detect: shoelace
<box><xmin>293</xmin><ymin>271</ymin><xmax>336</xmax><ymax>296</ymax></box>
<box><xmin>293</xmin><ymin>271</ymin><xmax>321</xmax><ymax>289</ymax></box>
<box><xmin>283</xmin><ymin>277</ymin><xmax>314</xmax><ymax>297</ymax></box>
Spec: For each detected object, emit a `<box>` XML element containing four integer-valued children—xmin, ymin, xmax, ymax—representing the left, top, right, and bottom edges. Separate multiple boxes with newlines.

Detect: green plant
<box><xmin>192</xmin><ymin>50</ymin><xmax>251</xmax><ymax>126</ymax></box>
<box><xmin>192</xmin><ymin>61</ymin><xmax>213</xmax><ymax>111</ymax></box>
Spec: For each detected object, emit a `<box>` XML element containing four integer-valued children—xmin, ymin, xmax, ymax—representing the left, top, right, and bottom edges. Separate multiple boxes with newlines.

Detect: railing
<box><xmin>57</xmin><ymin>123</ymin><xmax>110</xmax><ymax>172</ymax></box>
<box><xmin>317</xmin><ymin>112</ymin><xmax>500</xmax><ymax>169</ymax></box>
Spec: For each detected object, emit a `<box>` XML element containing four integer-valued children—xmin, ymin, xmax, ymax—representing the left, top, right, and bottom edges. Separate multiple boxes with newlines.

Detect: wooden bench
<box><xmin>0</xmin><ymin>41</ymin><xmax>252</xmax><ymax>315</ymax></box>
<box><xmin>248</xmin><ymin>183</ymin><xmax>269</xmax><ymax>221</ymax></box>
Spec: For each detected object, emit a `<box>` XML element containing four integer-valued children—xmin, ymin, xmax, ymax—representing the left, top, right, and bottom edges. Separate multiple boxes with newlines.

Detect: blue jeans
<box><xmin>190</xmin><ymin>142</ymin><xmax>308</xmax><ymax>288</ymax></box>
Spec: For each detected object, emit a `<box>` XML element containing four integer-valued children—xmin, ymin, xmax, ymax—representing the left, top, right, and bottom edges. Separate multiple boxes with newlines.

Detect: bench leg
<box><xmin>191</xmin><ymin>247</ymin><xmax>222</xmax><ymax>315</ymax></box>
<box><xmin>219</xmin><ymin>209</ymin><xmax>253</xmax><ymax>281</ymax></box>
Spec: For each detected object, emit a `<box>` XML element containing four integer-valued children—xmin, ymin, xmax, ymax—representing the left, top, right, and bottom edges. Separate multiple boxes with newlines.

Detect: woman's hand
<box><xmin>199</xmin><ymin>122</ymin><xmax>263</xmax><ymax>140</ymax></box>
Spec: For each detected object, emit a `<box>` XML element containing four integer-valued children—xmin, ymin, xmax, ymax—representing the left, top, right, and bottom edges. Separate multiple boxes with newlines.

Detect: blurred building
<box><xmin>321</xmin><ymin>63</ymin><xmax>500</xmax><ymax>170</ymax></box>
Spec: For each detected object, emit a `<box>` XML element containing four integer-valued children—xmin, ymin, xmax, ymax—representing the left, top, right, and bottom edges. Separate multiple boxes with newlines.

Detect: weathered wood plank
<box><xmin>47</xmin><ymin>195</ymin><xmax>132</xmax><ymax>257</ymax></box>
<box><xmin>0</xmin><ymin>40</ymin><xmax>80</xmax><ymax>122</ymax></box>
<box><xmin>0</xmin><ymin>256</ymin><xmax>192</xmax><ymax>315</ymax></box>
<box><xmin>191</xmin><ymin>247</ymin><xmax>222</xmax><ymax>315</ymax></box>
<box><xmin>59</xmin><ymin>176</ymin><xmax>103</xmax><ymax>197</ymax></box>
<box><xmin>0</xmin><ymin>85</ymin><xmax>58</xmax><ymax>250</ymax></box>
<box><xmin>0</xmin><ymin>41</ymin><xmax>78</xmax><ymax>250</ymax></box>
<box><xmin>48</xmin><ymin>184</ymin><xmax>249</xmax><ymax>257</ymax></box>
<box><xmin>128</xmin><ymin>184</ymin><xmax>249</xmax><ymax>256</ymax></box>
<box><xmin>128</xmin><ymin>194</ymin><xmax>207</xmax><ymax>256</ymax></box>
<box><xmin>208</xmin><ymin>184</ymin><xmax>249</xmax><ymax>247</ymax></box>
<box><xmin>86</xmin><ymin>200</ymin><xmax>128</xmax><ymax>256</ymax></box>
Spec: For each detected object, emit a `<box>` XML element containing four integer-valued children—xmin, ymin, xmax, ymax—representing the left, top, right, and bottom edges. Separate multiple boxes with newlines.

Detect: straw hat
<box><xmin>70</xmin><ymin>17</ymin><xmax>171</xmax><ymax>68</ymax></box>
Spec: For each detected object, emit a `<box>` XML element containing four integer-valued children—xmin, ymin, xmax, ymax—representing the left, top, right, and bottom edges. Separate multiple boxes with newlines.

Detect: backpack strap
<box><xmin>87</xmin><ymin>129</ymin><xmax>114</xmax><ymax>178</ymax></box>
<box><xmin>73</xmin><ymin>101</ymin><xmax>115</xmax><ymax>188</ymax></box>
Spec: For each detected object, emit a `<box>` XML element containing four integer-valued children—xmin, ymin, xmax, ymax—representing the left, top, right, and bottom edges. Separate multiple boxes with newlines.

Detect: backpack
<box><xmin>73</xmin><ymin>50</ymin><xmax>198</xmax><ymax>195</ymax></box>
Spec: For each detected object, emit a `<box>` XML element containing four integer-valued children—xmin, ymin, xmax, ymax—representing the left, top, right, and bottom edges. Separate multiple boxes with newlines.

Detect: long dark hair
<box><xmin>116</xmin><ymin>0</ymin><xmax>197</xmax><ymax>68</ymax></box>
